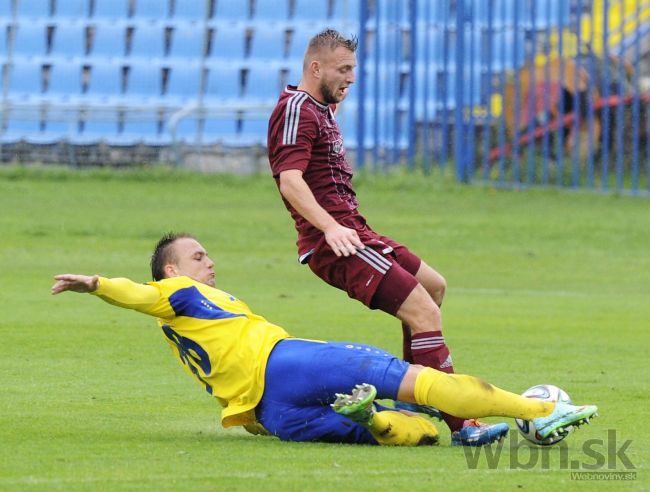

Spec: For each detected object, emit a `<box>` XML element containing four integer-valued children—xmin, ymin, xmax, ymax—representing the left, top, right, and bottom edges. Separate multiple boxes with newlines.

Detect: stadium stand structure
<box><xmin>0</xmin><ymin>0</ymin><xmax>591</xmax><ymax>168</ymax></box>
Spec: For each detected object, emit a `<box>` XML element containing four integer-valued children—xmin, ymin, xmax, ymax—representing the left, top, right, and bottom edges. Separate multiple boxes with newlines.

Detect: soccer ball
<box><xmin>515</xmin><ymin>384</ymin><xmax>572</xmax><ymax>446</ymax></box>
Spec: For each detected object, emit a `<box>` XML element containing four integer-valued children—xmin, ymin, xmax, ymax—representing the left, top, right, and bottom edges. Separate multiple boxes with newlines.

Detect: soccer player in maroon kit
<box><xmin>267</xmin><ymin>29</ymin><xmax>508</xmax><ymax>445</ymax></box>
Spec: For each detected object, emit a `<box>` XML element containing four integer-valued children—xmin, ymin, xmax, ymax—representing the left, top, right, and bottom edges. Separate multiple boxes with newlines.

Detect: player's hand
<box><xmin>323</xmin><ymin>224</ymin><xmax>365</xmax><ymax>257</ymax></box>
<box><xmin>51</xmin><ymin>274</ymin><xmax>100</xmax><ymax>295</ymax></box>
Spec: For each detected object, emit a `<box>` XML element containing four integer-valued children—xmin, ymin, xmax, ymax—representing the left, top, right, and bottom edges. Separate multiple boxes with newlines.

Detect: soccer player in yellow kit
<box><xmin>51</xmin><ymin>233</ymin><xmax>598</xmax><ymax>446</ymax></box>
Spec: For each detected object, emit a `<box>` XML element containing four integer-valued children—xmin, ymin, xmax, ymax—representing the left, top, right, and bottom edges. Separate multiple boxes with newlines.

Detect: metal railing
<box><xmin>354</xmin><ymin>0</ymin><xmax>650</xmax><ymax>194</ymax></box>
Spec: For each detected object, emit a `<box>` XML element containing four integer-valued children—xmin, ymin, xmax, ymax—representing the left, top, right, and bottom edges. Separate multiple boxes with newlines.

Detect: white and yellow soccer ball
<box><xmin>515</xmin><ymin>384</ymin><xmax>572</xmax><ymax>446</ymax></box>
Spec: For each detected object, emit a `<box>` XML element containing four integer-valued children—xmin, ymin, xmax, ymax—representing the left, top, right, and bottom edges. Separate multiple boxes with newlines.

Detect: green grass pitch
<box><xmin>0</xmin><ymin>166</ymin><xmax>648</xmax><ymax>491</ymax></box>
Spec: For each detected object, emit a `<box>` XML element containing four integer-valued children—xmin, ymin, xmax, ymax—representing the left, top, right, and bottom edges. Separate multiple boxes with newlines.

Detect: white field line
<box><xmin>450</xmin><ymin>287</ymin><xmax>590</xmax><ymax>297</ymax></box>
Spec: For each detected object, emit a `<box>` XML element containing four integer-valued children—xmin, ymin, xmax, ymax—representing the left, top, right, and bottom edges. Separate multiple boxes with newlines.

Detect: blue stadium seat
<box><xmin>92</xmin><ymin>0</ymin><xmax>129</xmax><ymax>20</ymax></box>
<box><xmin>288</xmin><ymin>25</ymin><xmax>312</xmax><ymax>60</ymax></box>
<box><xmin>132</xmin><ymin>0</ymin><xmax>170</xmax><ymax>21</ymax></box>
<box><xmin>173</xmin><ymin>0</ymin><xmax>206</xmax><ymax>21</ymax></box>
<box><xmin>16</xmin><ymin>0</ymin><xmax>51</xmax><ymax>18</ymax></box>
<box><xmin>47</xmin><ymin>62</ymin><xmax>84</xmax><ymax>101</ymax></box>
<box><xmin>203</xmin><ymin>65</ymin><xmax>241</xmax><ymax>102</ymax></box>
<box><xmin>212</xmin><ymin>1</ymin><xmax>250</xmax><ymax>23</ymax></box>
<box><xmin>126</xmin><ymin>63</ymin><xmax>163</xmax><ymax>101</ymax></box>
<box><xmin>74</xmin><ymin>109</ymin><xmax>120</xmax><ymax>143</ymax></box>
<box><xmin>42</xmin><ymin>116</ymin><xmax>77</xmax><ymax>140</ymax></box>
<box><xmin>85</xmin><ymin>62</ymin><xmax>123</xmax><ymax>101</ymax></box>
<box><xmin>129</xmin><ymin>23</ymin><xmax>166</xmax><ymax>59</ymax></box>
<box><xmin>333</xmin><ymin>0</ymin><xmax>360</xmax><ymax>20</ymax></box>
<box><xmin>246</xmin><ymin>66</ymin><xmax>280</xmax><ymax>103</ymax></box>
<box><xmin>293</xmin><ymin>0</ymin><xmax>329</xmax><ymax>20</ymax></box>
<box><xmin>2</xmin><ymin>110</ymin><xmax>43</xmax><ymax>143</ymax></box>
<box><xmin>165</xmin><ymin>64</ymin><xmax>202</xmax><ymax>104</ymax></box>
<box><xmin>0</xmin><ymin>22</ymin><xmax>8</xmax><ymax>58</ymax></box>
<box><xmin>202</xmin><ymin>116</ymin><xmax>239</xmax><ymax>144</ymax></box>
<box><xmin>0</xmin><ymin>2</ymin><xmax>13</xmax><ymax>18</ymax></box>
<box><xmin>254</xmin><ymin>0</ymin><xmax>289</xmax><ymax>22</ymax></box>
<box><xmin>53</xmin><ymin>0</ymin><xmax>89</xmax><ymax>18</ymax></box>
<box><xmin>238</xmin><ymin>117</ymin><xmax>268</xmax><ymax>145</ymax></box>
<box><xmin>210</xmin><ymin>24</ymin><xmax>246</xmax><ymax>60</ymax></box>
<box><xmin>280</xmin><ymin>65</ymin><xmax>302</xmax><ymax>87</ymax></box>
<box><xmin>169</xmin><ymin>24</ymin><xmax>205</xmax><ymax>59</ymax></box>
<box><xmin>50</xmin><ymin>23</ymin><xmax>87</xmax><ymax>58</ymax></box>
<box><xmin>119</xmin><ymin>110</ymin><xmax>166</xmax><ymax>145</ymax></box>
<box><xmin>12</xmin><ymin>22</ymin><xmax>48</xmax><ymax>58</ymax></box>
<box><xmin>91</xmin><ymin>22</ymin><xmax>127</xmax><ymax>58</ymax></box>
<box><xmin>7</xmin><ymin>60</ymin><xmax>44</xmax><ymax>100</ymax></box>
<box><xmin>249</xmin><ymin>26</ymin><xmax>286</xmax><ymax>61</ymax></box>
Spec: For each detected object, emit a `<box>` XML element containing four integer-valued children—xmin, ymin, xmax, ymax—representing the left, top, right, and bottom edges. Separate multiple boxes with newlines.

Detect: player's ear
<box><xmin>311</xmin><ymin>60</ymin><xmax>321</xmax><ymax>77</ymax></box>
<box><xmin>164</xmin><ymin>263</ymin><xmax>178</xmax><ymax>278</ymax></box>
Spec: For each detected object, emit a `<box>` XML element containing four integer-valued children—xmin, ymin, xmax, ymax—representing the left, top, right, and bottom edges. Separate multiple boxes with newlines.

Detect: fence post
<box><xmin>356</xmin><ymin>0</ymin><xmax>368</xmax><ymax>169</ymax></box>
<box><xmin>407</xmin><ymin>0</ymin><xmax>417</xmax><ymax>170</ymax></box>
<box><xmin>454</xmin><ymin>0</ymin><xmax>468</xmax><ymax>182</ymax></box>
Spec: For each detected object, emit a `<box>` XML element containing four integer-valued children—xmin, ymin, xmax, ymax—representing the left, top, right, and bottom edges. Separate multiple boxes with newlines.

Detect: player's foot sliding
<box><xmin>332</xmin><ymin>384</ymin><xmax>439</xmax><ymax>446</ymax></box>
<box><xmin>532</xmin><ymin>402</ymin><xmax>598</xmax><ymax>439</ymax></box>
<box><xmin>451</xmin><ymin>419</ymin><xmax>510</xmax><ymax>446</ymax></box>
<box><xmin>331</xmin><ymin>383</ymin><xmax>377</xmax><ymax>425</ymax></box>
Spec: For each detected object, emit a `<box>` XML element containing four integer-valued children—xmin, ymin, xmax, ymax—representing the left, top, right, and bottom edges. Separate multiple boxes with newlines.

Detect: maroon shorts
<box><xmin>305</xmin><ymin>219</ymin><xmax>421</xmax><ymax>316</ymax></box>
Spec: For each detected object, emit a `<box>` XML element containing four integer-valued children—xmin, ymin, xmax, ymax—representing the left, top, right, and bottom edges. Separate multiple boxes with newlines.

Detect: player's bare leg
<box><xmin>395</xmin><ymin>278</ymin><xmax>512</xmax><ymax>443</ymax></box>
<box><xmin>414</xmin><ymin>261</ymin><xmax>447</xmax><ymax>307</ymax></box>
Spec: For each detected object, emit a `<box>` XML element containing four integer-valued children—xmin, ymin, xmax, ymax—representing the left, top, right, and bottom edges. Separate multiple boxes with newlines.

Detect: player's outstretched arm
<box><xmin>51</xmin><ymin>275</ymin><xmax>165</xmax><ymax>316</ymax></box>
<box><xmin>51</xmin><ymin>274</ymin><xmax>99</xmax><ymax>295</ymax></box>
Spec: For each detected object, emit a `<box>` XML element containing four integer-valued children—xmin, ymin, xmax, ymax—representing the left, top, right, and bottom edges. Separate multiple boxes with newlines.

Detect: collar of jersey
<box><xmin>285</xmin><ymin>85</ymin><xmax>330</xmax><ymax>110</ymax></box>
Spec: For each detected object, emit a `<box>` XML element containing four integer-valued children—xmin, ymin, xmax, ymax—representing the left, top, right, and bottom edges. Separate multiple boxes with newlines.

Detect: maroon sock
<box><xmin>401</xmin><ymin>323</ymin><xmax>413</xmax><ymax>363</ymax></box>
<box><xmin>411</xmin><ymin>331</ymin><xmax>465</xmax><ymax>432</ymax></box>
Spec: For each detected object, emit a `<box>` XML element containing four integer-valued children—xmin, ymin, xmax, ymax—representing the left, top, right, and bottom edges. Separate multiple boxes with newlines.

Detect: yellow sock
<box><xmin>413</xmin><ymin>368</ymin><xmax>555</xmax><ymax>420</ymax></box>
<box><xmin>365</xmin><ymin>410</ymin><xmax>439</xmax><ymax>446</ymax></box>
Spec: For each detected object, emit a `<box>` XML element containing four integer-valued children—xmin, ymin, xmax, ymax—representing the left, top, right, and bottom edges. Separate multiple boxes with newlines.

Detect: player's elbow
<box><xmin>278</xmin><ymin>171</ymin><xmax>303</xmax><ymax>200</ymax></box>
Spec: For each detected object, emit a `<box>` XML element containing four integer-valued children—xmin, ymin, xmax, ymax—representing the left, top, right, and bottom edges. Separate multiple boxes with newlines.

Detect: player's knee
<box><xmin>417</xmin><ymin>264</ymin><xmax>447</xmax><ymax>306</ymax></box>
<box><xmin>397</xmin><ymin>287</ymin><xmax>441</xmax><ymax>333</ymax></box>
<box><xmin>429</xmin><ymin>274</ymin><xmax>447</xmax><ymax>306</ymax></box>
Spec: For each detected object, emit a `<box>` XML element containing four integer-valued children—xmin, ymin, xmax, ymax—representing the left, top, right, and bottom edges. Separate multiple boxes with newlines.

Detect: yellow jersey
<box><xmin>91</xmin><ymin>275</ymin><xmax>290</xmax><ymax>427</ymax></box>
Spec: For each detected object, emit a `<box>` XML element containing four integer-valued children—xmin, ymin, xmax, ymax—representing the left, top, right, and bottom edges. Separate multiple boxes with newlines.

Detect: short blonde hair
<box><xmin>303</xmin><ymin>29</ymin><xmax>358</xmax><ymax>70</ymax></box>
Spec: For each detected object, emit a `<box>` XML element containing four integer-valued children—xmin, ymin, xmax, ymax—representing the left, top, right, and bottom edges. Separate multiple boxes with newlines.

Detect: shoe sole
<box><xmin>331</xmin><ymin>383</ymin><xmax>377</xmax><ymax>419</ymax></box>
<box><xmin>537</xmin><ymin>406</ymin><xmax>598</xmax><ymax>439</ymax></box>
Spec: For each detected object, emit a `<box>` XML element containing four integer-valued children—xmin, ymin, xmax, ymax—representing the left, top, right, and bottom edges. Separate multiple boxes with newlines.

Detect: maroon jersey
<box><xmin>268</xmin><ymin>86</ymin><xmax>360</xmax><ymax>257</ymax></box>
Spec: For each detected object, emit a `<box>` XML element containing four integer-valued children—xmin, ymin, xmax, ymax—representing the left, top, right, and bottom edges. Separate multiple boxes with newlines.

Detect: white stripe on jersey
<box><xmin>283</xmin><ymin>92</ymin><xmax>308</xmax><ymax>145</ymax></box>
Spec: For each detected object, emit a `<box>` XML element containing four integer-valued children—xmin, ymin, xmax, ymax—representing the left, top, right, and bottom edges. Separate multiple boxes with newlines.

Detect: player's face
<box><xmin>318</xmin><ymin>46</ymin><xmax>356</xmax><ymax>104</ymax></box>
<box><xmin>168</xmin><ymin>238</ymin><xmax>216</xmax><ymax>287</ymax></box>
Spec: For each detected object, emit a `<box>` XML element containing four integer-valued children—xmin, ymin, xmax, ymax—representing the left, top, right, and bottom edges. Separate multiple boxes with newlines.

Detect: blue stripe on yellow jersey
<box><xmin>91</xmin><ymin>276</ymin><xmax>290</xmax><ymax>427</ymax></box>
